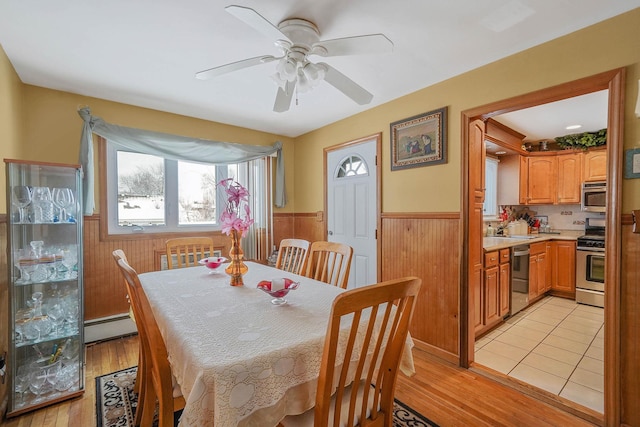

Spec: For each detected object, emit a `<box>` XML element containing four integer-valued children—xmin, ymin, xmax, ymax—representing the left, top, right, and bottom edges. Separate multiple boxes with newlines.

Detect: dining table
<box><xmin>138</xmin><ymin>261</ymin><xmax>415</xmax><ymax>427</ymax></box>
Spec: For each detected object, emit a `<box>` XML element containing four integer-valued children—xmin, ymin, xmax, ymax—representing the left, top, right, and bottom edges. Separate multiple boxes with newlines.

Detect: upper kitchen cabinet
<box><xmin>502</xmin><ymin>149</ymin><xmax>600</xmax><ymax>206</ymax></box>
<box><xmin>583</xmin><ymin>148</ymin><xmax>607</xmax><ymax>182</ymax></box>
<box><xmin>556</xmin><ymin>153</ymin><xmax>583</xmax><ymax>204</ymax></box>
<box><xmin>519</xmin><ymin>155</ymin><xmax>557</xmax><ymax>204</ymax></box>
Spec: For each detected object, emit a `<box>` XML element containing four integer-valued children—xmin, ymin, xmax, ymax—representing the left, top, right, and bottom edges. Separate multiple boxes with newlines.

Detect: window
<box><xmin>105</xmin><ymin>141</ymin><xmax>266</xmax><ymax>235</ymax></box>
<box><xmin>483</xmin><ymin>157</ymin><xmax>498</xmax><ymax>217</ymax></box>
<box><xmin>336</xmin><ymin>155</ymin><xmax>368</xmax><ymax>178</ymax></box>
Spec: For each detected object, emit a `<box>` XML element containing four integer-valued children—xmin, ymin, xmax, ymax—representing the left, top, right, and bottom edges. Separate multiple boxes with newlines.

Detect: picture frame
<box><xmin>624</xmin><ymin>147</ymin><xmax>640</xmax><ymax>179</ymax></box>
<box><xmin>390</xmin><ymin>107</ymin><xmax>447</xmax><ymax>170</ymax></box>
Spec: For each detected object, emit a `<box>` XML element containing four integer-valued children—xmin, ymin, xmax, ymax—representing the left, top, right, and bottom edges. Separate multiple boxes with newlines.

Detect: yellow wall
<box><xmin>16</xmin><ymin>86</ymin><xmax>296</xmax><ymax>213</ymax></box>
<box><xmin>3</xmin><ymin>9</ymin><xmax>640</xmax><ymax>215</ymax></box>
<box><xmin>295</xmin><ymin>8</ymin><xmax>640</xmax><ymax>213</ymax></box>
<box><xmin>0</xmin><ymin>44</ymin><xmax>24</xmax><ymax>213</ymax></box>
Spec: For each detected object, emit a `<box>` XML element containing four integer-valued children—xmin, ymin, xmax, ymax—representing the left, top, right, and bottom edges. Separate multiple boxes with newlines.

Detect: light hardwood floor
<box><xmin>1</xmin><ymin>335</ymin><xmax>598</xmax><ymax>426</ymax></box>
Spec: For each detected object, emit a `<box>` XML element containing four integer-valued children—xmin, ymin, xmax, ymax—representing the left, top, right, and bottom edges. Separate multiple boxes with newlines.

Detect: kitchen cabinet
<box><xmin>583</xmin><ymin>149</ymin><xmax>607</xmax><ymax>182</ymax></box>
<box><xmin>498</xmin><ymin>248</ymin><xmax>511</xmax><ymax>317</ymax></box>
<box><xmin>550</xmin><ymin>240</ymin><xmax>577</xmax><ymax>297</ymax></box>
<box><xmin>5</xmin><ymin>159</ymin><xmax>85</xmax><ymax>417</ymax></box>
<box><xmin>507</xmin><ymin>149</ymin><xmax>604</xmax><ymax>206</ymax></box>
<box><xmin>557</xmin><ymin>153</ymin><xmax>582</xmax><ymax>204</ymax></box>
<box><xmin>529</xmin><ymin>242</ymin><xmax>548</xmax><ymax>302</ymax></box>
<box><xmin>519</xmin><ymin>156</ymin><xmax>557</xmax><ymax>204</ymax></box>
<box><xmin>476</xmin><ymin>249</ymin><xmax>510</xmax><ymax>336</ymax></box>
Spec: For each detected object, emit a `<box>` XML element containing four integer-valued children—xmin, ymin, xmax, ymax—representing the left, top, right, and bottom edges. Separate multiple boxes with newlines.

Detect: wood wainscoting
<box><xmin>621</xmin><ymin>214</ymin><xmax>640</xmax><ymax>427</ymax></box>
<box><xmin>273</xmin><ymin>212</ymin><xmax>325</xmax><ymax>249</ymax></box>
<box><xmin>83</xmin><ymin>216</ymin><xmax>232</xmax><ymax>321</ymax></box>
<box><xmin>380</xmin><ymin>212</ymin><xmax>461</xmax><ymax>362</ymax></box>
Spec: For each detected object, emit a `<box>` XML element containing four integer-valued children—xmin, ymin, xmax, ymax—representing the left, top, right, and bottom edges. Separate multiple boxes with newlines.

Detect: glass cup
<box><xmin>12</xmin><ymin>186</ymin><xmax>32</xmax><ymax>223</ymax></box>
<box><xmin>14</xmin><ymin>365</ymin><xmax>30</xmax><ymax>405</ymax></box>
<box><xmin>32</xmin><ymin>187</ymin><xmax>54</xmax><ymax>223</ymax></box>
<box><xmin>52</xmin><ymin>187</ymin><xmax>75</xmax><ymax>223</ymax></box>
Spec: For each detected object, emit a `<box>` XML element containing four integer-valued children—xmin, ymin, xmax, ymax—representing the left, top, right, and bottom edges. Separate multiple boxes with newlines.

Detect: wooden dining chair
<box><xmin>111</xmin><ymin>250</ymin><xmax>143</xmax><ymax>397</ymax></box>
<box><xmin>304</xmin><ymin>241</ymin><xmax>353</xmax><ymax>289</ymax></box>
<box><xmin>275</xmin><ymin>238</ymin><xmax>310</xmax><ymax>275</ymax></box>
<box><xmin>164</xmin><ymin>236</ymin><xmax>215</xmax><ymax>269</ymax></box>
<box><xmin>113</xmin><ymin>253</ymin><xmax>186</xmax><ymax>427</ymax></box>
<box><xmin>280</xmin><ymin>276</ymin><xmax>422</xmax><ymax>427</ymax></box>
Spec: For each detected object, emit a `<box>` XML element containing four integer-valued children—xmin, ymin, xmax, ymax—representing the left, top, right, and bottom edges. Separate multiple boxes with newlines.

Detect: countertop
<box><xmin>483</xmin><ymin>230</ymin><xmax>583</xmax><ymax>251</ymax></box>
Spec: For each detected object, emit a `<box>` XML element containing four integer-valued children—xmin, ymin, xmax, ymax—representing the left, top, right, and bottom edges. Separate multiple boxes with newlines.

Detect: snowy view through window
<box><xmin>117</xmin><ymin>151</ymin><xmax>219</xmax><ymax>227</ymax></box>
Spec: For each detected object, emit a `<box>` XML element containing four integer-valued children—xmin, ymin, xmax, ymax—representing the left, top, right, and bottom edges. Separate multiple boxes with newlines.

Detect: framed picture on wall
<box><xmin>390</xmin><ymin>106</ymin><xmax>447</xmax><ymax>170</ymax></box>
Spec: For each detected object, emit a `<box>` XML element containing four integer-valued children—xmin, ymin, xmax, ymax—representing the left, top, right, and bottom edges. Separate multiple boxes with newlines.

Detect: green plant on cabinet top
<box><xmin>554</xmin><ymin>129</ymin><xmax>607</xmax><ymax>150</ymax></box>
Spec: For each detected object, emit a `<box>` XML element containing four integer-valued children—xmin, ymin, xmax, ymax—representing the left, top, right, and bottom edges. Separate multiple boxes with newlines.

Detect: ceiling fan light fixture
<box><xmin>302</xmin><ymin>61</ymin><xmax>325</xmax><ymax>82</ymax></box>
<box><xmin>270</xmin><ymin>72</ymin><xmax>287</xmax><ymax>90</ymax></box>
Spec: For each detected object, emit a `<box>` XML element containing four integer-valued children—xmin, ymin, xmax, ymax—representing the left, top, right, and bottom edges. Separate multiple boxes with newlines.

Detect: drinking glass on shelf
<box><xmin>63</xmin><ymin>302</ymin><xmax>79</xmax><ymax>334</ymax></box>
<box><xmin>51</xmin><ymin>248</ymin><xmax>65</xmax><ymax>280</ymax></box>
<box><xmin>32</xmin><ymin>187</ymin><xmax>54</xmax><ymax>223</ymax></box>
<box><xmin>29</xmin><ymin>363</ymin><xmax>50</xmax><ymax>400</ymax></box>
<box><xmin>46</xmin><ymin>304</ymin><xmax>65</xmax><ymax>336</ymax></box>
<box><xmin>12</xmin><ymin>186</ymin><xmax>32</xmax><ymax>223</ymax></box>
<box><xmin>14</xmin><ymin>249</ymin><xmax>38</xmax><ymax>284</ymax></box>
<box><xmin>14</xmin><ymin>365</ymin><xmax>30</xmax><ymax>405</ymax></box>
<box><xmin>61</xmin><ymin>247</ymin><xmax>78</xmax><ymax>280</ymax></box>
<box><xmin>52</xmin><ymin>187</ymin><xmax>75</xmax><ymax>223</ymax></box>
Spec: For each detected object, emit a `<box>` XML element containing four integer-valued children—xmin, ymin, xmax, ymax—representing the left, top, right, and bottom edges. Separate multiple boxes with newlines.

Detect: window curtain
<box><xmin>77</xmin><ymin>107</ymin><xmax>287</xmax><ymax>217</ymax></box>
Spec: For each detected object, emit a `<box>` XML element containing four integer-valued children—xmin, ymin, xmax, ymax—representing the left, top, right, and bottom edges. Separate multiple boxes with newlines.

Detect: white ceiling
<box><xmin>495</xmin><ymin>89</ymin><xmax>609</xmax><ymax>142</ymax></box>
<box><xmin>0</xmin><ymin>1</ymin><xmax>637</xmax><ymax>138</ymax></box>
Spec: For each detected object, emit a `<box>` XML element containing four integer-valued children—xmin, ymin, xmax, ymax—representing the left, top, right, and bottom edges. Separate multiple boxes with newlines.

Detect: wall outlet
<box><xmin>561</xmin><ymin>211</ymin><xmax>573</xmax><ymax>215</ymax></box>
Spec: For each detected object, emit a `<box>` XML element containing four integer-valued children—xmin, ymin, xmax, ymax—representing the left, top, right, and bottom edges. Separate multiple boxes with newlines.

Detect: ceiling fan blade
<box><xmin>195</xmin><ymin>55</ymin><xmax>278</xmax><ymax>80</ymax></box>
<box><xmin>273</xmin><ymin>80</ymin><xmax>296</xmax><ymax>113</ymax></box>
<box><xmin>319</xmin><ymin>63</ymin><xmax>373</xmax><ymax>105</ymax></box>
<box><xmin>225</xmin><ymin>5</ymin><xmax>291</xmax><ymax>43</ymax></box>
<box><xmin>312</xmin><ymin>34</ymin><xmax>393</xmax><ymax>57</ymax></box>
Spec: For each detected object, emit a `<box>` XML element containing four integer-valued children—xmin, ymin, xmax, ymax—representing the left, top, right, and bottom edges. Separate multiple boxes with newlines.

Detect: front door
<box><xmin>326</xmin><ymin>136</ymin><xmax>378</xmax><ymax>289</ymax></box>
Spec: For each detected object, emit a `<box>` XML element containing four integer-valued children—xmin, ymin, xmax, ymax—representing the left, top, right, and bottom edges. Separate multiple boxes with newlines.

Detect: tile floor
<box><xmin>475</xmin><ymin>296</ymin><xmax>604</xmax><ymax>413</ymax></box>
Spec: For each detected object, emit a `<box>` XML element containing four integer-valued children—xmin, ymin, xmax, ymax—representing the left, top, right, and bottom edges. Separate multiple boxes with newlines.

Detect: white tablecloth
<box><xmin>139</xmin><ymin>262</ymin><xmax>414</xmax><ymax>427</ymax></box>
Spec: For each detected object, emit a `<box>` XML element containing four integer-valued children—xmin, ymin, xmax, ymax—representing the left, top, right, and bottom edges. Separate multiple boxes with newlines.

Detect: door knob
<box><xmin>328</xmin><ymin>231</ymin><xmax>333</xmax><ymax>235</ymax></box>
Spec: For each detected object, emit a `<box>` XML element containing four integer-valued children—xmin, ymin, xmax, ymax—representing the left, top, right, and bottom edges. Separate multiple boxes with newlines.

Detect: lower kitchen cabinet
<box><xmin>551</xmin><ymin>240</ymin><xmax>577</xmax><ymax>297</ymax></box>
<box><xmin>529</xmin><ymin>242</ymin><xmax>548</xmax><ymax>302</ymax></box>
<box><xmin>476</xmin><ymin>248</ymin><xmax>510</xmax><ymax>337</ymax></box>
<box><xmin>499</xmin><ymin>249</ymin><xmax>511</xmax><ymax>317</ymax></box>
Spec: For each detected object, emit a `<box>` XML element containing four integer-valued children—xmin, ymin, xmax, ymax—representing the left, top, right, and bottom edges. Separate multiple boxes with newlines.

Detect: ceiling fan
<box><xmin>195</xmin><ymin>5</ymin><xmax>393</xmax><ymax>113</ymax></box>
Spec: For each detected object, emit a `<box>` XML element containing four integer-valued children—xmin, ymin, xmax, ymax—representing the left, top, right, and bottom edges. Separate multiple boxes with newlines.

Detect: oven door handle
<box><xmin>577</xmin><ymin>246</ymin><xmax>605</xmax><ymax>253</ymax></box>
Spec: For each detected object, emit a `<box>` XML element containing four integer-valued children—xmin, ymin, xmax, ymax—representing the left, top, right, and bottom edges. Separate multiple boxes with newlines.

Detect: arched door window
<box><xmin>335</xmin><ymin>155</ymin><xmax>369</xmax><ymax>178</ymax></box>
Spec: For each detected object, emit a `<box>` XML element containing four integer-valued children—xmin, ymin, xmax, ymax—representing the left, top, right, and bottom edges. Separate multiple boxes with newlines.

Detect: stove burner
<box><xmin>577</xmin><ymin>235</ymin><xmax>605</xmax><ymax>250</ymax></box>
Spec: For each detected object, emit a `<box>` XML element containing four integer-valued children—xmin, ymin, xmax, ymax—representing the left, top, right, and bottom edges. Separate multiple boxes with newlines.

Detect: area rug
<box><xmin>96</xmin><ymin>366</ymin><xmax>439</xmax><ymax>427</ymax></box>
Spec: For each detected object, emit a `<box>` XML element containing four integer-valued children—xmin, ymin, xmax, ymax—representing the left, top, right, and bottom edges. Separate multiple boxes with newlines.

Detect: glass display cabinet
<box><xmin>4</xmin><ymin>159</ymin><xmax>84</xmax><ymax>416</ymax></box>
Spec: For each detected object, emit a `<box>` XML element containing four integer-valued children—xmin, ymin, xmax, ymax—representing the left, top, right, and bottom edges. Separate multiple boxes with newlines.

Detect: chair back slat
<box><xmin>275</xmin><ymin>238</ymin><xmax>310</xmax><ymax>275</ymax></box>
<box><xmin>304</xmin><ymin>241</ymin><xmax>353</xmax><ymax>289</ymax></box>
<box><xmin>165</xmin><ymin>237</ymin><xmax>215</xmax><ymax>269</ymax></box>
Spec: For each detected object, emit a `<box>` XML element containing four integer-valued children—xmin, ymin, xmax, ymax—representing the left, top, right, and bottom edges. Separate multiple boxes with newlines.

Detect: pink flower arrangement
<box><xmin>218</xmin><ymin>178</ymin><xmax>254</xmax><ymax>235</ymax></box>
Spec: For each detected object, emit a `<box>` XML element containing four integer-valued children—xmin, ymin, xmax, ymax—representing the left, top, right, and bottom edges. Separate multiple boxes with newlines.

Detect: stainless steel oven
<box><xmin>581</xmin><ymin>181</ymin><xmax>606</xmax><ymax>212</ymax></box>
<box><xmin>576</xmin><ymin>217</ymin><xmax>605</xmax><ymax>308</ymax></box>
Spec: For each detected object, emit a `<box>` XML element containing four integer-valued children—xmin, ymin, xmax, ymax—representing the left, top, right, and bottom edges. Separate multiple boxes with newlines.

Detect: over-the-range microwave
<box><xmin>581</xmin><ymin>181</ymin><xmax>606</xmax><ymax>212</ymax></box>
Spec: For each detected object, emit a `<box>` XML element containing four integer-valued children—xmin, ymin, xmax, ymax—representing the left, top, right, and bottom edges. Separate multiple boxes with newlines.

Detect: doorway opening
<box><xmin>461</xmin><ymin>68</ymin><xmax>625</xmax><ymax>425</ymax></box>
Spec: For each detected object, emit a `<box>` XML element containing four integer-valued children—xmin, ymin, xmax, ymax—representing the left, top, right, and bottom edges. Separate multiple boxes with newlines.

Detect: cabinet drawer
<box><xmin>499</xmin><ymin>248</ymin><xmax>510</xmax><ymax>264</ymax></box>
<box><xmin>530</xmin><ymin>241</ymin><xmax>546</xmax><ymax>255</ymax></box>
<box><xmin>484</xmin><ymin>251</ymin><xmax>499</xmax><ymax>268</ymax></box>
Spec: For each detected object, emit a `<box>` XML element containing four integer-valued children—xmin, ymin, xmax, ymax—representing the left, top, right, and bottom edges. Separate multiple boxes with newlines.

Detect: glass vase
<box><xmin>225</xmin><ymin>229</ymin><xmax>248</xmax><ymax>286</ymax></box>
